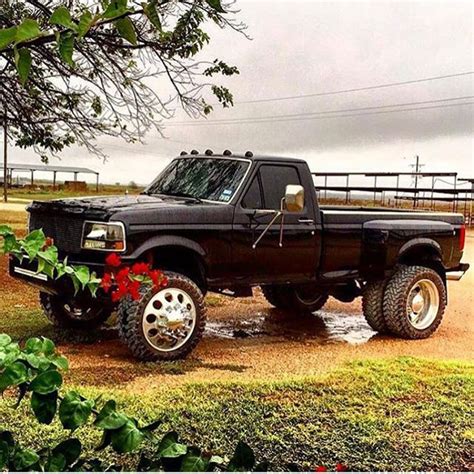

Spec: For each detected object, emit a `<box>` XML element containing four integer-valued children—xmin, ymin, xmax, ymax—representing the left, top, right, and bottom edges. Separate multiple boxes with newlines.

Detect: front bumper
<box><xmin>446</xmin><ymin>263</ymin><xmax>470</xmax><ymax>281</ymax></box>
<box><xmin>8</xmin><ymin>255</ymin><xmax>107</xmax><ymax>297</ymax></box>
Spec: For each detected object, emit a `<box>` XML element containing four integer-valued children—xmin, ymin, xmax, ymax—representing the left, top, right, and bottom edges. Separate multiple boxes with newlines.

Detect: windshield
<box><xmin>145</xmin><ymin>158</ymin><xmax>250</xmax><ymax>203</ymax></box>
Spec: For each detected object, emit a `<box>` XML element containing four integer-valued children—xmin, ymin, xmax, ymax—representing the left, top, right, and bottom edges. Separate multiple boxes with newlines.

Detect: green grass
<box><xmin>0</xmin><ymin>358</ymin><xmax>472</xmax><ymax>471</ymax></box>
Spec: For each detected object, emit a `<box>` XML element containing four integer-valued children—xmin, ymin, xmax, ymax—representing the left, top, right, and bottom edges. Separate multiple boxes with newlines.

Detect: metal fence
<box><xmin>312</xmin><ymin>172</ymin><xmax>474</xmax><ymax>225</ymax></box>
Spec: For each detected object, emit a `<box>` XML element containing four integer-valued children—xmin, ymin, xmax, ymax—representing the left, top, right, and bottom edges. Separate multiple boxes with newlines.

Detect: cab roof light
<box><xmin>190</xmin><ymin>149</ymin><xmax>199</xmax><ymax>155</ymax></box>
<box><xmin>245</xmin><ymin>151</ymin><xmax>253</xmax><ymax>158</ymax></box>
<box><xmin>223</xmin><ymin>149</ymin><xmax>232</xmax><ymax>156</ymax></box>
<box><xmin>180</xmin><ymin>151</ymin><xmax>187</xmax><ymax>156</ymax></box>
<box><xmin>205</xmin><ymin>149</ymin><xmax>213</xmax><ymax>156</ymax></box>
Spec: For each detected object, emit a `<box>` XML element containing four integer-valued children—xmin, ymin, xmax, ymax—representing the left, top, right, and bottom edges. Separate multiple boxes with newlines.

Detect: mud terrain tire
<box><xmin>39</xmin><ymin>292</ymin><xmax>112</xmax><ymax>329</ymax></box>
<box><xmin>118</xmin><ymin>272</ymin><xmax>206</xmax><ymax>361</ymax></box>
<box><xmin>362</xmin><ymin>279</ymin><xmax>389</xmax><ymax>333</ymax></box>
<box><xmin>383</xmin><ymin>265</ymin><xmax>446</xmax><ymax>339</ymax></box>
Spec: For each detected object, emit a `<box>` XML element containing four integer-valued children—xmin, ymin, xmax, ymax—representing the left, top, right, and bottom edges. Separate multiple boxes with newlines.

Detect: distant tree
<box><xmin>129</xmin><ymin>180</ymin><xmax>138</xmax><ymax>189</ymax></box>
<box><xmin>0</xmin><ymin>0</ymin><xmax>245</xmax><ymax>160</ymax></box>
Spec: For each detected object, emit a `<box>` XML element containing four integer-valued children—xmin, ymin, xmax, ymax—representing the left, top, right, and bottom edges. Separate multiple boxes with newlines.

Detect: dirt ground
<box><xmin>0</xmin><ymin>223</ymin><xmax>473</xmax><ymax>391</ymax></box>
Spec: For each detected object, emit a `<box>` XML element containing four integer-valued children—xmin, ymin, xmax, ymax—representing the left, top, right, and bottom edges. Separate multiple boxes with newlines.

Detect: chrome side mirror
<box><xmin>284</xmin><ymin>184</ymin><xmax>304</xmax><ymax>213</ymax></box>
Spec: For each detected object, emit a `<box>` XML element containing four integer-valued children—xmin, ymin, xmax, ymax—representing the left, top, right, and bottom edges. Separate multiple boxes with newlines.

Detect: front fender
<box><xmin>124</xmin><ymin>235</ymin><xmax>206</xmax><ymax>261</ymax></box>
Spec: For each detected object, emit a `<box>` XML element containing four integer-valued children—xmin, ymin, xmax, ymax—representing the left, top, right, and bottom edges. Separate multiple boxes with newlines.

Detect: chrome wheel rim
<box><xmin>142</xmin><ymin>288</ymin><xmax>196</xmax><ymax>352</ymax></box>
<box><xmin>406</xmin><ymin>279</ymin><xmax>439</xmax><ymax>330</ymax></box>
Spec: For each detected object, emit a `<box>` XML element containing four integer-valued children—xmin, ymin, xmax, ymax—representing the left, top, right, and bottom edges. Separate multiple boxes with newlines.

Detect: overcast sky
<box><xmin>7</xmin><ymin>0</ymin><xmax>474</xmax><ymax>186</ymax></box>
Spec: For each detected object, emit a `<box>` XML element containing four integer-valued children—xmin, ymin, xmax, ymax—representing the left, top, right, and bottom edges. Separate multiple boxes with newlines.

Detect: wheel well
<box><xmin>398</xmin><ymin>245</ymin><xmax>446</xmax><ymax>282</ymax></box>
<box><xmin>146</xmin><ymin>245</ymin><xmax>207</xmax><ymax>292</ymax></box>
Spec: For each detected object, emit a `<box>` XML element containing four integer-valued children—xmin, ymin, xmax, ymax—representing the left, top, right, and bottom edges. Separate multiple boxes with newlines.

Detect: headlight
<box><xmin>82</xmin><ymin>221</ymin><xmax>126</xmax><ymax>251</ymax></box>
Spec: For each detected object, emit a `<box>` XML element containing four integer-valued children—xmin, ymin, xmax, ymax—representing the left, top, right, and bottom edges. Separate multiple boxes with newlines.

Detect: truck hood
<box><xmin>27</xmin><ymin>194</ymin><xmax>231</xmax><ymax>224</ymax></box>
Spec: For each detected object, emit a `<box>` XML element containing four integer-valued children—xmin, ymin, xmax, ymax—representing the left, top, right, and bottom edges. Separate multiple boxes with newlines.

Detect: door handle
<box><xmin>298</xmin><ymin>218</ymin><xmax>314</xmax><ymax>224</ymax></box>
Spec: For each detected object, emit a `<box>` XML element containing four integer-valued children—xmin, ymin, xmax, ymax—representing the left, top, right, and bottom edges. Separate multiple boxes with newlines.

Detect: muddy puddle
<box><xmin>205</xmin><ymin>309</ymin><xmax>377</xmax><ymax>345</ymax></box>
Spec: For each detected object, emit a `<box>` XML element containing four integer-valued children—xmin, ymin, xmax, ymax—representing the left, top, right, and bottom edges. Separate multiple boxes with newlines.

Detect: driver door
<box><xmin>232</xmin><ymin>163</ymin><xmax>317</xmax><ymax>284</ymax></box>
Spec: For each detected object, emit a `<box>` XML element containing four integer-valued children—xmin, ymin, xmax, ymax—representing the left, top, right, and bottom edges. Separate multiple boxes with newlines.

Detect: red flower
<box><xmin>111</xmin><ymin>281</ymin><xmax>128</xmax><ymax>302</ymax></box>
<box><xmin>115</xmin><ymin>266</ymin><xmax>130</xmax><ymax>284</ymax></box>
<box><xmin>315</xmin><ymin>467</ymin><xmax>327</xmax><ymax>472</ymax></box>
<box><xmin>335</xmin><ymin>463</ymin><xmax>347</xmax><ymax>472</ymax></box>
<box><xmin>132</xmin><ymin>262</ymin><xmax>150</xmax><ymax>275</ymax></box>
<box><xmin>105</xmin><ymin>253</ymin><xmax>122</xmax><ymax>267</ymax></box>
<box><xmin>129</xmin><ymin>280</ymin><xmax>141</xmax><ymax>300</ymax></box>
<box><xmin>100</xmin><ymin>273</ymin><xmax>113</xmax><ymax>293</ymax></box>
<box><xmin>42</xmin><ymin>237</ymin><xmax>54</xmax><ymax>250</ymax></box>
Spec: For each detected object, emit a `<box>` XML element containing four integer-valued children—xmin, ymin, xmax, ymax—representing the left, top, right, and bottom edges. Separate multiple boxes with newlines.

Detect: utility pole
<box><xmin>409</xmin><ymin>155</ymin><xmax>425</xmax><ymax>208</ymax></box>
<box><xmin>3</xmin><ymin>115</ymin><xmax>7</xmax><ymax>203</ymax></box>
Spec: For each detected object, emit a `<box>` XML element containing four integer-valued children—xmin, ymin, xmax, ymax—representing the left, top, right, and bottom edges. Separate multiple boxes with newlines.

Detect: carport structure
<box><xmin>6</xmin><ymin>163</ymin><xmax>99</xmax><ymax>192</ymax></box>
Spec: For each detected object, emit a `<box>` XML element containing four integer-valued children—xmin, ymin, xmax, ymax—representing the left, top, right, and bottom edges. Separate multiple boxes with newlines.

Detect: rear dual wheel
<box><xmin>362</xmin><ymin>265</ymin><xmax>446</xmax><ymax>338</ymax></box>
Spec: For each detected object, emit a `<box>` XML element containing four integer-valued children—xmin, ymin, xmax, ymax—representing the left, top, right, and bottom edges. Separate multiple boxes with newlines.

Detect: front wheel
<box><xmin>118</xmin><ymin>272</ymin><xmax>206</xmax><ymax>361</ymax></box>
<box><xmin>383</xmin><ymin>265</ymin><xmax>446</xmax><ymax>339</ymax></box>
<box><xmin>39</xmin><ymin>292</ymin><xmax>112</xmax><ymax>329</ymax></box>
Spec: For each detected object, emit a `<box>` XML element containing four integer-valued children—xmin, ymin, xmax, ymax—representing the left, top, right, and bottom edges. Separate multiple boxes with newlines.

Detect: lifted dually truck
<box><xmin>9</xmin><ymin>151</ymin><xmax>469</xmax><ymax>360</ymax></box>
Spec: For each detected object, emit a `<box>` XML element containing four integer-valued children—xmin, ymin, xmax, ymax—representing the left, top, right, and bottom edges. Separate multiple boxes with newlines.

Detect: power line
<box><xmin>233</xmin><ymin>71</ymin><xmax>474</xmax><ymax>105</ymax></box>
<box><xmin>170</xmin><ymin>95</ymin><xmax>474</xmax><ymax>125</ymax></box>
<box><xmin>166</xmin><ymin>100</ymin><xmax>474</xmax><ymax>127</ymax></box>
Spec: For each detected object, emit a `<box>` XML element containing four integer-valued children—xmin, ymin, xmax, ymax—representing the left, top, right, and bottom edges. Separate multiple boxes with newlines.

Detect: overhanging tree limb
<box><xmin>0</xmin><ymin>0</ymin><xmax>246</xmax><ymax>159</ymax></box>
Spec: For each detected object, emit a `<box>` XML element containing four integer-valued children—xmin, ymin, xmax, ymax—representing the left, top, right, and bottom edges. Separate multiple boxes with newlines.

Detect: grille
<box><xmin>29</xmin><ymin>212</ymin><xmax>84</xmax><ymax>254</ymax></box>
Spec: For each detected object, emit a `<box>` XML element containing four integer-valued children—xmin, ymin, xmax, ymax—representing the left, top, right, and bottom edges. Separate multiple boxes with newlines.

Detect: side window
<box><xmin>241</xmin><ymin>175</ymin><xmax>263</xmax><ymax>209</ymax></box>
<box><xmin>259</xmin><ymin>165</ymin><xmax>302</xmax><ymax>210</ymax></box>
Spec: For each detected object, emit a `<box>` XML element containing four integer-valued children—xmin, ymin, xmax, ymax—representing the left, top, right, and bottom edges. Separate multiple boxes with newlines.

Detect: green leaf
<box><xmin>42</xmin><ymin>337</ymin><xmax>55</xmax><ymax>355</ymax></box>
<box><xmin>59</xmin><ymin>391</ymin><xmax>94</xmax><ymax>430</ymax></box>
<box><xmin>0</xmin><ymin>27</ymin><xmax>17</xmax><ymax>50</ymax></box>
<box><xmin>73</xmin><ymin>265</ymin><xmax>90</xmax><ymax>289</ymax></box>
<box><xmin>45</xmin><ymin>452</ymin><xmax>67</xmax><ymax>472</ymax></box>
<box><xmin>30</xmin><ymin>369</ymin><xmax>62</xmax><ymax>394</ymax></box>
<box><xmin>58</xmin><ymin>32</ymin><xmax>75</xmax><ymax>66</ymax></box>
<box><xmin>0</xmin><ymin>361</ymin><xmax>28</xmax><ymax>392</ymax></box>
<box><xmin>24</xmin><ymin>337</ymin><xmax>42</xmax><ymax>353</ymax></box>
<box><xmin>110</xmin><ymin>420</ymin><xmax>144</xmax><ymax>453</ymax></box>
<box><xmin>21</xmin><ymin>229</ymin><xmax>45</xmax><ymax>261</ymax></box>
<box><xmin>0</xmin><ymin>334</ymin><xmax>12</xmax><ymax>347</ymax></box>
<box><xmin>14</xmin><ymin>48</ymin><xmax>32</xmax><ymax>86</ymax></box>
<box><xmin>15</xmin><ymin>19</ymin><xmax>41</xmax><ymax>44</ymax></box>
<box><xmin>157</xmin><ymin>431</ymin><xmax>188</xmax><ymax>458</ymax></box>
<box><xmin>0</xmin><ymin>225</ymin><xmax>14</xmax><ymax>237</ymax></box>
<box><xmin>0</xmin><ymin>441</ymin><xmax>8</xmax><ymax>469</ymax></box>
<box><xmin>228</xmin><ymin>441</ymin><xmax>255</xmax><ymax>471</ymax></box>
<box><xmin>102</xmin><ymin>0</ymin><xmax>129</xmax><ymax>19</ymax></box>
<box><xmin>51</xmin><ymin>355</ymin><xmax>69</xmax><ymax>371</ymax></box>
<box><xmin>181</xmin><ymin>448</ymin><xmax>209</xmax><ymax>472</ymax></box>
<box><xmin>37</xmin><ymin>245</ymin><xmax>59</xmax><ymax>265</ymax></box>
<box><xmin>115</xmin><ymin>17</ymin><xmax>137</xmax><ymax>45</ymax></box>
<box><xmin>142</xmin><ymin>1</ymin><xmax>161</xmax><ymax>30</ymax></box>
<box><xmin>205</xmin><ymin>0</ymin><xmax>226</xmax><ymax>13</ymax></box>
<box><xmin>77</xmin><ymin>10</ymin><xmax>94</xmax><ymax>38</ymax></box>
<box><xmin>50</xmin><ymin>6</ymin><xmax>76</xmax><ymax>30</ymax></box>
<box><xmin>52</xmin><ymin>438</ymin><xmax>82</xmax><ymax>466</ymax></box>
<box><xmin>95</xmin><ymin>400</ymin><xmax>129</xmax><ymax>430</ymax></box>
<box><xmin>31</xmin><ymin>391</ymin><xmax>58</xmax><ymax>424</ymax></box>
<box><xmin>13</xmin><ymin>448</ymin><xmax>40</xmax><ymax>471</ymax></box>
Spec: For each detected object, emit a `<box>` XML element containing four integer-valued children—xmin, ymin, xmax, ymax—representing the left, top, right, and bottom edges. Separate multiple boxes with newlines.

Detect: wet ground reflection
<box><xmin>205</xmin><ymin>308</ymin><xmax>377</xmax><ymax>345</ymax></box>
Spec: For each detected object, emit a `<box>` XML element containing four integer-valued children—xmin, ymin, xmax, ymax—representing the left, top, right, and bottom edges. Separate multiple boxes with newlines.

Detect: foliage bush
<box><xmin>0</xmin><ymin>333</ymin><xmax>267</xmax><ymax>472</ymax></box>
<box><xmin>0</xmin><ymin>225</ymin><xmax>165</xmax><ymax>301</ymax></box>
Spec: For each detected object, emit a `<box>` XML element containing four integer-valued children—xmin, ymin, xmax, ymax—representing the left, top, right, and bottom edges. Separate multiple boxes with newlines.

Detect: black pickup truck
<box><xmin>9</xmin><ymin>151</ymin><xmax>469</xmax><ymax>360</ymax></box>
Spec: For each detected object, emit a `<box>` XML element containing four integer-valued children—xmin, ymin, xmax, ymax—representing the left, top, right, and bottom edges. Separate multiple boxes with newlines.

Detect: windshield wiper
<box><xmin>159</xmin><ymin>191</ymin><xmax>203</xmax><ymax>203</ymax></box>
